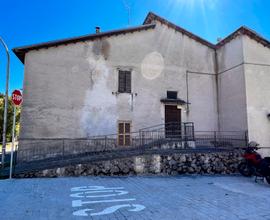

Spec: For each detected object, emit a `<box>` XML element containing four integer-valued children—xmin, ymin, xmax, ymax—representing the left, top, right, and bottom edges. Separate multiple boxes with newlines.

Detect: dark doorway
<box><xmin>165</xmin><ymin>105</ymin><xmax>181</xmax><ymax>138</ymax></box>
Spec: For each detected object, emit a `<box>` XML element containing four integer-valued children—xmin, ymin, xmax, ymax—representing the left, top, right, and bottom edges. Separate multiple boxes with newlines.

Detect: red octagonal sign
<box><xmin>12</xmin><ymin>90</ymin><xmax>23</xmax><ymax>106</ymax></box>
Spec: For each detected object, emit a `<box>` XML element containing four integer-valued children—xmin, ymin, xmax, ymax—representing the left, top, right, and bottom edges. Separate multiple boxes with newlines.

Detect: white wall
<box><xmin>242</xmin><ymin>35</ymin><xmax>270</xmax><ymax>154</ymax></box>
<box><xmin>20</xmin><ymin>21</ymin><xmax>218</xmax><ymax>141</ymax></box>
<box><xmin>217</xmin><ymin>36</ymin><xmax>248</xmax><ymax>132</ymax></box>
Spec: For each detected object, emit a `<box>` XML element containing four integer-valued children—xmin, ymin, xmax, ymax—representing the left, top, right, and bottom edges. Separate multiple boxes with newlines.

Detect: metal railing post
<box><xmin>139</xmin><ymin>129</ymin><xmax>142</xmax><ymax>146</ymax></box>
<box><xmin>142</xmin><ymin>131</ymin><xmax>145</xmax><ymax>145</ymax></box>
<box><xmin>183</xmin><ymin>123</ymin><xmax>187</xmax><ymax>147</ymax></box>
<box><xmin>62</xmin><ymin>139</ymin><xmax>65</xmax><ymax>158</ymax></box>
<box><xmin>245</xmin><ymin>130</ymin><xmax>249</xmax><ymax>146</ymax></box>
<box><xmin>192</xmin><ymin>123</ymin><xmax>195</xmax><ymax>141</ymax></box>
<box><xmin>214</xmin><ymin>131</ymin><xmax>217</xmax><ymax>148</ymax></box>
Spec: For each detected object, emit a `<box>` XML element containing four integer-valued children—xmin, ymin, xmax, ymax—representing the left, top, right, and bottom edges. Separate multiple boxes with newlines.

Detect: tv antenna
<box><xmin>122</xmin><ymin>0</ymin><xmax>131</xmax><ymax>26</ymax></box>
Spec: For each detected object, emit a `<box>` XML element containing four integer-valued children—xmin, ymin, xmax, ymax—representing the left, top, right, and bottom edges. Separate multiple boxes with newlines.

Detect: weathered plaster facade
<box><xmin>217</xmin><ymin>35</ymin><xmax>248</xmax><ymax>132</ymax></box>
<box><xmin>20</xmin><ymin>20</ymin><xmax>217</xmax><ymax>139</ymax></box>
<box><xmin>242</xmin><ymin>36</ymin><xmax>270</xmax><ymax>154</ymax></box>
<box><xmin>14</xmin><ymin>12</ymin><xmax>270</xmax><ymax>159</ymax></box>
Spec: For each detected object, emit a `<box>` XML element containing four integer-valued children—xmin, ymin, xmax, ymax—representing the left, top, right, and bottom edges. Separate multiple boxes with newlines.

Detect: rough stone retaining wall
<box><xmin>16</xmin><ymin>151</ymin><xmax>242</xmax><ymax>178</ymax></box>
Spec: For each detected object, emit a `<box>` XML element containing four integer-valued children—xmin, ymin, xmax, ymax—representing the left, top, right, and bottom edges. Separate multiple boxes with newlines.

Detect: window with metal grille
<box><xmin>118</xmin><ymin>70</ymin><xmax>131</xmax><ymax>93</ymax></box>
<box><xmin>167</xmin><ymin>91</ymin><xmax>178</xmax><ymax>99</ymax></box>
<box><xmin>118</xmin><ymin>121</ymin><xmax>131</xmax><ymax>146</ymax></box>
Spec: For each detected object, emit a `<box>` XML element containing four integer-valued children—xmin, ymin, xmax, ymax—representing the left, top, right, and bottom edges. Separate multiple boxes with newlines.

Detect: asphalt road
<box><xmin>0</xmin><ymin>175</ymin><xmax>270</xmax><ymax>220</ymax></box>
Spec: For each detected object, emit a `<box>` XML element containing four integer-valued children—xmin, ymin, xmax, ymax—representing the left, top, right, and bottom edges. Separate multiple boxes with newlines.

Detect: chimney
<box><xmin>217</xmin><ymin>37</ymin><xmax>222</xmax><ymax>42</ymax></box>
<box><xmin>95</xmin><ymin>26</ymin><xmax>100</xmax><ymax>33</ymax></box>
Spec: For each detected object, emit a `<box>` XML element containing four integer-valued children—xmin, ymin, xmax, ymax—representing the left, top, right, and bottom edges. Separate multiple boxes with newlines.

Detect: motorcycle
<box><xmin>238</xmin><ymin>141</ymin><xmax>270</xmax><ymax>184</ymax></box>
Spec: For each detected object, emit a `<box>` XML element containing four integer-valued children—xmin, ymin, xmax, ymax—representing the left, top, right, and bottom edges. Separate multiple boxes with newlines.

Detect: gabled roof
<box><xmin>144</xmin><ymin>12</ymin><xmax>270</xmax><ymax>50</ymax></box>
<box><xmin>13</xmin><ymin>24</ymin><xmax>155</xmax><ymax>63</ymax></box>
<box><xmin>216</xmin><ymin>25</ymin><xmax>270</xmax><ymax>49</ymax></box>
<box><xmin>143</xmin><ymin>12</ymin><xmax>216</xmax><ymax>49</ymax></box>
<box><xmin>13</xmin><ymin>12</ymin><xmax>270</xmax><ymax>64</ymax></box>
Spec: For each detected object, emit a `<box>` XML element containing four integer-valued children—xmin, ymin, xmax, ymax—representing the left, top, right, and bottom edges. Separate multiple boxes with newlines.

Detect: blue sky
<box><xmin>0</xmin><ymin>0</ymin><xmax>270</xmax><ymax>94</ymax></box>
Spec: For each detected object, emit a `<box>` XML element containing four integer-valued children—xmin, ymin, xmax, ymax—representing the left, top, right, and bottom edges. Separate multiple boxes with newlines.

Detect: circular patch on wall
<box><xmin>141</xmin><ymin>51</ymin><xmax>164</xmax><ymax>80</ymax></box>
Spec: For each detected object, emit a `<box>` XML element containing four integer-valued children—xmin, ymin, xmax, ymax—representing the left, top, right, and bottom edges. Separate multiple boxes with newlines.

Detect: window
<box><xmin>167</xmin><ymin>91</ymin><xmax>178</xmax><ymax>99</ymax></box>
<box><xmin>118</xmin><ymin>70</ymin><xmax>131</xmax><ymax>93</ymax></box>
<box><xmin>118</xmin><ymin>121</ymin><xmax>131</xmax><ymax>146</ymax></box>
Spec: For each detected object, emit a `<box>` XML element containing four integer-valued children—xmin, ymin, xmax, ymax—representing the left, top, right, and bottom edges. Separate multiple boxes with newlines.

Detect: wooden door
<box><xmin>165</xmin><ymin>105</ymin><xmax>181</xmax><ymax>138</ymax></box>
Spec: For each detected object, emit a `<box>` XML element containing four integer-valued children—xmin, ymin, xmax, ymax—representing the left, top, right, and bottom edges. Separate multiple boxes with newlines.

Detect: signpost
<box><xmin>9</xmin><ymin>90</ymin><xmax>22</xmax><ymax>179</ymax></box>
<box><xmin>0</xmin><ymin>37</ymin><xmax>10</xmax><ymax>168</ymax></box>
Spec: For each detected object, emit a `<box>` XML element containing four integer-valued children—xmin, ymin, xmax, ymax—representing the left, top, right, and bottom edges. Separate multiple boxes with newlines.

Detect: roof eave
<box><xmin>143</xmin><ymin>12</ymin><xmax>216</xmax><ymax>49</ymax></box>
<box><xmin>13</xmin><ymin>12</ymin><xmax>270</xmax><ymax>64</ymax></box>
<box><xmin>13</xmin><ymin>23</ymin><xmax>156</xmax><ymax>64</ymax></box>
<box><xmin>145</xmin><ymin>12</ymin><xmax>270</xmax><ymax>51</ymax></box>
<box><xmin>216</xmin><ymin>26</ymin><xmax>270</xmax><ymax>49</ymax></box>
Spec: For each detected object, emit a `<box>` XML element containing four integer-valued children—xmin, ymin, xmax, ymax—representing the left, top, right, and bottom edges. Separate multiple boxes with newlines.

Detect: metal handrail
<box><xmin>19</xmin><ymin>122</ymin><xmax>194</xmax><ymax>141</ymax></box>
<box><xmin>139</xmin><ymin>122</ymin><xmax>193</xmax><ymax>131</ymax></box>
<box><xmin>14</xmin><ymin>121</ymin><xmax>248</xmax><ymax>164</ymax></box>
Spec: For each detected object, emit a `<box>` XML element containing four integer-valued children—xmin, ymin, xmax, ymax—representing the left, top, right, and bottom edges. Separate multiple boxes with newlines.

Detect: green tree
<box><xmin>0</xmin><ymin>93</ymin><xmax>21</xmax><ymax>143</ymax></box>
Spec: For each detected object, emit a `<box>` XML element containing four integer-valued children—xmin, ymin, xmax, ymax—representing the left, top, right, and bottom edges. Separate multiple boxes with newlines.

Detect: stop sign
<box><xmin>11</xmin><ymin>90</ymin><xmax>23</xmax><ymax>106</ymax></box>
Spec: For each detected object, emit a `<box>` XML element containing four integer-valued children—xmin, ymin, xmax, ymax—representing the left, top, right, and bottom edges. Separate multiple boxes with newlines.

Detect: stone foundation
<box><xmin>16</xmin><ymin>151</ymin><xmax>242</xmax><ymax>178</ymax></box>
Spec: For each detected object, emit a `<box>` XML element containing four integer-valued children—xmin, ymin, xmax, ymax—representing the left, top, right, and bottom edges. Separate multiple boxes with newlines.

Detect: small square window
<box><xmin>167</xmin><ymin>91</ymin><xmax>177</xmax><ymax>99</ymax></box>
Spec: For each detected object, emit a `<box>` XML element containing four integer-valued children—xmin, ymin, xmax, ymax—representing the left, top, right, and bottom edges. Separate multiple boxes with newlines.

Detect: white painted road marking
<box><xmin>1</xmin><ymin>176</ymin><xmax>270</xmax><ymax>219</ymax></box>
<box><xmin>71</xmin><ymin>186</ymin><xmax>124</xmax><ymax>191</ymax></box>
<box><xmin>73</xmin><ymin>204</ymin><xmax>146</xmax><ymax>217</ymax></box>
<box><xmin>72</xmin><ymin>198</ymin><xmax>136</xmax><ymax>207</ymax></box>
<box><xmin>70</xmin><ymin>189</ymin><xmax>129</xmax><ymax>198</ymax></box>
<box><xmin>70</xmin><ymin>185</ymin><xmax>146</xmax><ymax>217</ymax></box>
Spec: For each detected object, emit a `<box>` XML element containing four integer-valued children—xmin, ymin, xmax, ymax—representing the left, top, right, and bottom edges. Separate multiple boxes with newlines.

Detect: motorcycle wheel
<box><xmin>265</xmin><ymin>176</ymin><xmax>270</xmax><ymax>184</ymax></box>
<box><xmin>238</xmin><ymin>162</ymin><xmax>253</xmax><ymax>177</ymax></box>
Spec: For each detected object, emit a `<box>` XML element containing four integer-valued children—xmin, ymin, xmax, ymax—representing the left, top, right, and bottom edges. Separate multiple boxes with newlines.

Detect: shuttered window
<box><xmin>118</xmin><ymin>70</ymin><xmax>131</xmax><ymax>93</ymax></box>
<box><xmin>118</xmin><ymin>121</ymin><xmax>131</xmax><ymax>146</ymax></box>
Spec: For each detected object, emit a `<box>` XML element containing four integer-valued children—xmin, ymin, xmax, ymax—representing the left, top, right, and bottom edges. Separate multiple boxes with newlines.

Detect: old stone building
<box><xmin>13</xmin><ymin>12</ymin><xmax>270</xmax><ymax>161</ymax></box>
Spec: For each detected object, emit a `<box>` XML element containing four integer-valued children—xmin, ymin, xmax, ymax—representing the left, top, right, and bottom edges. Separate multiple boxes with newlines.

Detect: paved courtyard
<box><xmin>0</xmin><ymin>175</ymin><xmax>270</xmax><ymax>220</ymax></box>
